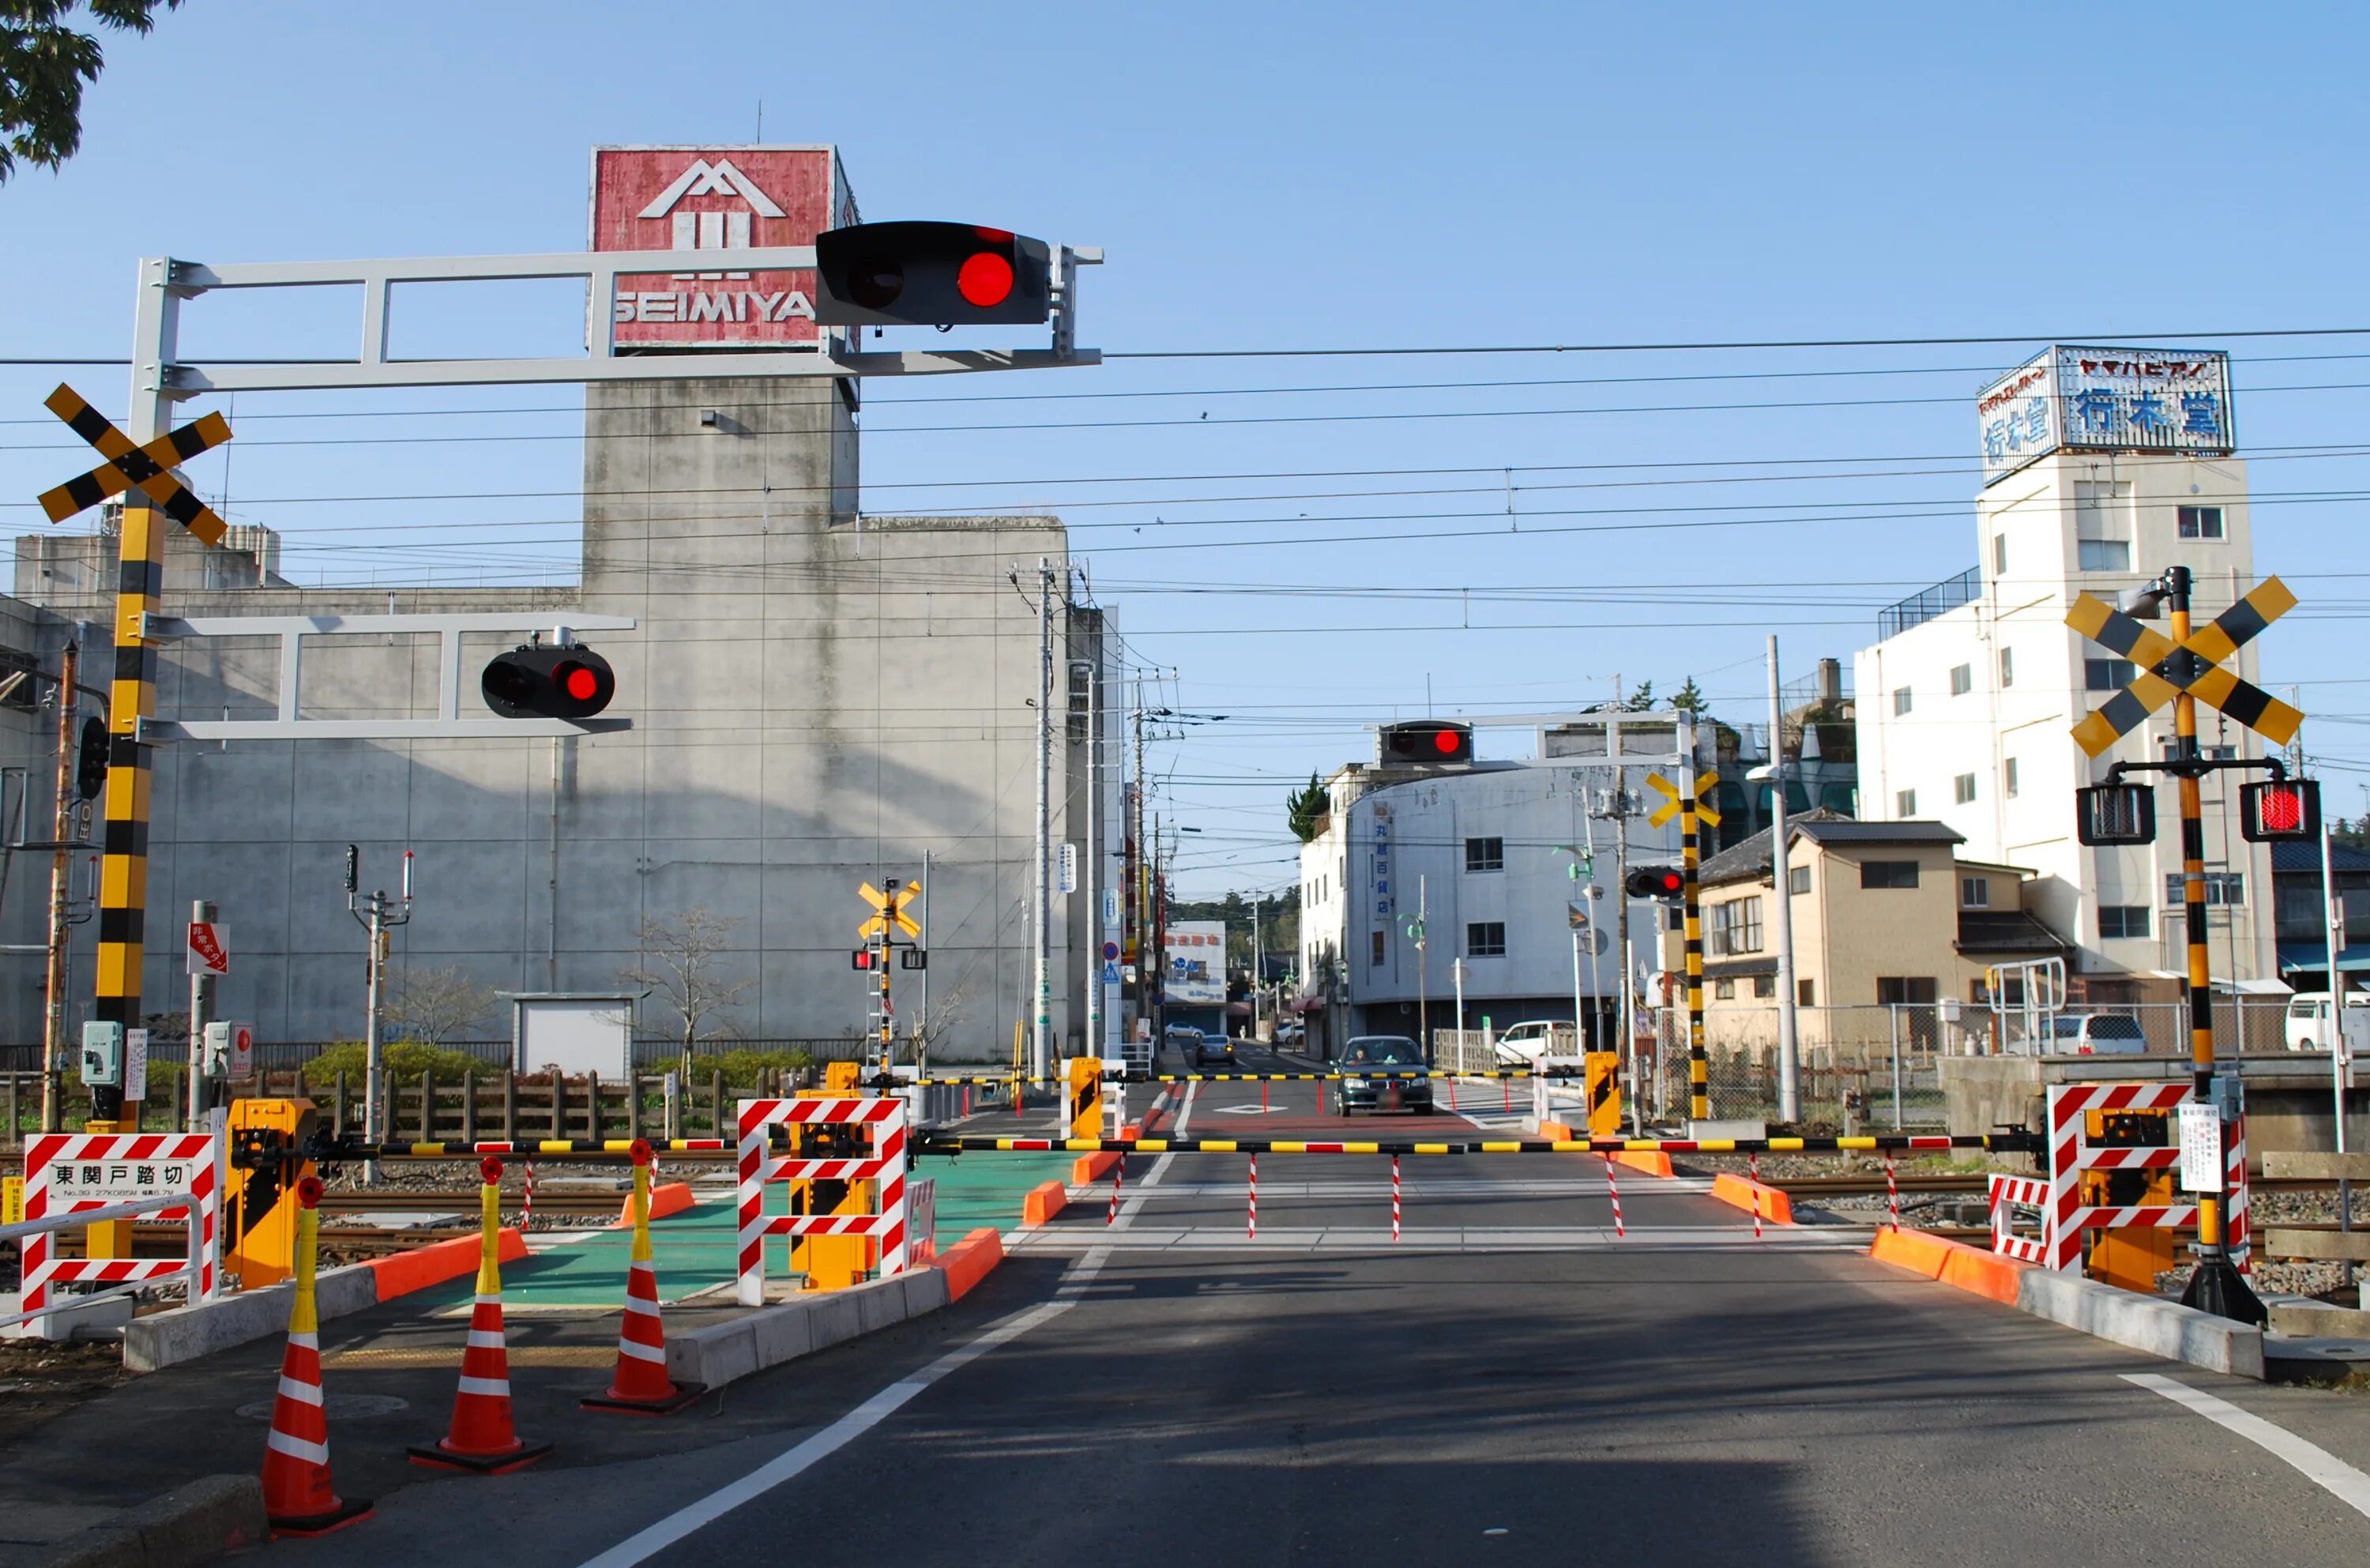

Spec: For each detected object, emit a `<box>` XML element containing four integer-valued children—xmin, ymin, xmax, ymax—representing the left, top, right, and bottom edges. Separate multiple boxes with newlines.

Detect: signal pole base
<box><xmin>2180</xmin><ymin>1258</ymin><xmax>2268</xmax><ymax>1325</ymax></box>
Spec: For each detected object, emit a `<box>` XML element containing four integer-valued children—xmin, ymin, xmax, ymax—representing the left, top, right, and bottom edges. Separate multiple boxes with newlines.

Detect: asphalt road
<box><xmin>258</xmin><ymin>1044</ymin><xmax>2370</xmax><ymax>1567</ymax></box>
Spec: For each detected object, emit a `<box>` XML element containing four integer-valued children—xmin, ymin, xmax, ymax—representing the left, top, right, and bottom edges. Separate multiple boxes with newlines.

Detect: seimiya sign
<box><xmin>590</xmin><ymin>145</ymin><xmax>860</xmax><ymax>349</ymax></box>
<box><xmin>1978</xmin><ymin>344</ymin><xmax>2236</xmax><ymax>486</ymax></box>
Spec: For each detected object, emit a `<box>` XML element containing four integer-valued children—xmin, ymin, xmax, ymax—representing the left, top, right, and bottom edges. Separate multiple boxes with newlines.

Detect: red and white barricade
<box><xmin>17</xmin><ymin>1126</ymin><xmax>224</xmax><ymax>1322</ymax></box>
<box><xmin>1988</xmin><ymin>1081</ymin><xmax>2250</xmax><ymax>1274</ymax></box>
<box><xmin>735</xmin><ymin>1096</ymin><xmax>908</xmax><ymax>1305</ymax></box>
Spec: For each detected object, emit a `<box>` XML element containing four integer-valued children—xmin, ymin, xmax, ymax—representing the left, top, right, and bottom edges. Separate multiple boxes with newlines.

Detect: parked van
<box><xmin>2284</xmin><ymin>995</ymin><xmax>2370</xmax><ymax>1055</ymax></box>
<box><xmin>2045</xmin><ymin>1013</ymin><xmax>2149</xmax><ymax>1055</ymax></box>
<box><xmin>1492</xmin><ymin>1020</ymin><xmax>1574</xmax><ymax>1065</ymax></box>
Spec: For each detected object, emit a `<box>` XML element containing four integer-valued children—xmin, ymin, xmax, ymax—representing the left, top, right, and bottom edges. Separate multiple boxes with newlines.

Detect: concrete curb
<box><xmin>664</xmin><ymin>1267</ymin><xmax>953</xmax><ymax>1391</ymax></box>
<box><xmin>43</xmin><ymin>1473</ymin><xmax>266</xmax><ymax>1568</ymax></box>
<box><xmin>121</xmin><ymin>1265</ymin><xmax>376</xmax><ymax>1375</ymax></box>
<box><xmin>1867</xmin><ymin>1228</ymin><xmax>2266</xmax><ymax>1379</ymax></box>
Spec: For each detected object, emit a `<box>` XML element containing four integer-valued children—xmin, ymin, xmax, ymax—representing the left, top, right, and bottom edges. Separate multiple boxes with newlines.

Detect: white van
<box><xmin>2045</xmin><ymin>1013</ymin><xmax>2150</xmax><ymax>1055</ymax></box>
<box><xmin>2284</xmin><ymin>995</ymin><xmax>2370</xmax><ymax>1054</ymax></box>
<box><xmin>1492</xmin><ymin>1020</ymin><xmax>1574</xmax><ymax>1065</ymax></box>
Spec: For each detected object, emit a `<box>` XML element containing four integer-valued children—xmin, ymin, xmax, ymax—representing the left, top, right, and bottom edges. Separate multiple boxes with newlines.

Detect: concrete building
<box><xmin>1853</xmin><ymin>347</ymin><xmax>2276</xmax><ymax>1006</ymax></box>
<box><xmin>1</xmin><ymin>149</ymin><xmax>1123</xmax><ymax>1062</ymax></box>
<box><xmin>1295</xmin><ymin>713</ymin><xmax>1699</xmax><ymax>1059</ymax></box>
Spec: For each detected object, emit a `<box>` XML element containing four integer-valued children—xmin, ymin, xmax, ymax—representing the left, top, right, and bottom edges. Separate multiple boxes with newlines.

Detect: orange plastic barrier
<box><xmin>1539</xmin><ymin>1122</ymin><xmax>1674</xmax><ymax>1177</ymax></box>
<box><xmin>1073</xmin><ymin>1150</ymin><xmax>1122</xmax><ymax>1183</ymax></box>
<box><xmin>1868</xmin><ymin>1225</ymin><xmax>2027</xmax><ymax>1306</ymax></box>
<box><xmin>366</xmin><ymin>1227</ymin><xmax>528</xmax><ymax>1303</ymax></box>
<box><xmin>611</xmin><ymin>1181</ymin><xmax>696</xmax><ymax>1228</ymax></box>
<box><xmin>935</xmin><ymin>1228</ymin><xmax>1005</xmax><ymax>1301</ymax></box>
<box><xmin>1020</xmin><ymin>1180</ymin><xmax>1068</xmax><ymax>1227</ymax></box>
<box><xmin>1709</xmin><ymin>1173</ymin><xmax>1796</xmax><ymax>1225</ymax></box>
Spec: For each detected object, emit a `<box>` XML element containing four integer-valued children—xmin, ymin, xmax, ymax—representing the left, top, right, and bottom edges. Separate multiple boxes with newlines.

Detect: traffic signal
<box><xmin>1624</xmin><ymin>866</ymin><xmax>1685</xmax><ymax>901</ymax></box>
<box><xmin>852</xmin><ymin>948</ymin><xmax>877</xmax><ymax>971</ymax></box>
<box><xmin>1380</xmin><ymin>721</ymin><xmax>1473</xmax><ymax>764</ymax></box>
<box><xmin>480</xmin><ymin>645</ymin><xmax>616</xmax><ymax>720</ymax></box>
<box><xmin>2240</xmin><ymin>777</ymin><xmax>2320</xmax><ymax>842</ymax></box>
<box><xmin>2075</xmin><ymin>783</ymin><xmax>2157</xmax><ymax>846</ymax></box>
<box><xmin>813</xmin><ymin>222</ymin><xmax>1053</xmax><ymax>329</ymax></box>
<box><xmin>73</xmin><ymin>716</ymin><xmax>107</xmax><ymax>801</ymax></box>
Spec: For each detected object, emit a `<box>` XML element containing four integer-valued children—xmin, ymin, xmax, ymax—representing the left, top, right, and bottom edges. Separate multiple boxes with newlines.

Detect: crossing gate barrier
<box><xmin>1987</xmin><ymin>1081</ymin><xmax>2249</xmax><ymax>1277</ymax></box>
<box><xmin>737</xmin><ymin>1096</ymin><xmax>909</xmax><ymax>1306</ymax></box>
<box><xmin>17</xmin><ymin>1125</ymin><xmax>224</xmax><ymax>1325</ymax></box>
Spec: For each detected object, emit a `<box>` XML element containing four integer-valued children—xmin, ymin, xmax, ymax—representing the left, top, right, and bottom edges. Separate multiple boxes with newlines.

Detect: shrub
<box><xmin>702</xmin><ymin>1048</ymin><xmax>815</xmax><ymax>1088</ymax></box>
<box><xmin>301</xmin><ymin>1040</ymin><xmax>496</xmax><ymax>1086</ymax></box>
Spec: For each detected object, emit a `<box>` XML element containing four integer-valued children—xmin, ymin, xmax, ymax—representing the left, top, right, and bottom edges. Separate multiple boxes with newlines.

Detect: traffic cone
<box><xmin>262</xmin><ymin>1176</ymin><xmax>373</xmax><ymax>1536</ymax></box>
<box><xmin>408</xmin><ymin>1157</ymin><xmax>552</xmax><ymax>1474</ymax></box>
<box><xmin>584</xmin><ymin>1141</ymin><xmax>705</xmax><ymax>1416</ymax></box>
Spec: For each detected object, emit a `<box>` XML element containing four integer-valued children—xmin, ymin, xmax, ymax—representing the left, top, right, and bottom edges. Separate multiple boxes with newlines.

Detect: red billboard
<box><xmin>590</xmin><ymin>145</ymin><xmax>858</xmax><ymax>349</ymax></box>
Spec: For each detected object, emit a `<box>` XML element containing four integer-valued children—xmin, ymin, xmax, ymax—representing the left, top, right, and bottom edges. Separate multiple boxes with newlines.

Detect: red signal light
<box><xmin>2240</xmin><ymin>778</ymin><xmax>2319</xmax><ymax>842</ymax></box>
<box><xmin>957</xmin><ymin>250</ymin><xmax>1014</xmax><ymax>308</ymax></box>
<box><xmin>1432</xmin><ymin>729</ymin><xmax>1459</xmax><ymax>755</ymax></box>
<box><xmin>561</xmin><ymin>664</ymin><xmax>600</xmax><ymax>702</ymax></box>
<box><xmin>2260</xmin><ymin>787</ymin><xmax>2302</xmax><ymax>832</ymax></box>
<box><xmin>852</xmin><ymin>948</ymin><xmax>877</xmax><ymax>972</ymax></box>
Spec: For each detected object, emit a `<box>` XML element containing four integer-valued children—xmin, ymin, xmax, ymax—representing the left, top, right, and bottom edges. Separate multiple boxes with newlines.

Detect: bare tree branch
<box><xmin>385</xmin><ymin>966</ymin><xmax>496</xmax><ymax>1046</ymax></box>
<box><xmin>619</xmin><ymin>907</ymin><xmax>754</xmax><ymax>1077</ymax></box>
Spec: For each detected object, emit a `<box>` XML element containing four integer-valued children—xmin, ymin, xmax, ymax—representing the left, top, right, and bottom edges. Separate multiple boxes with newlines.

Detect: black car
<box><xmin>1191</xmin><ymin>1031</ymin><xmax>1234</xmax><ymax>1068</ymax></box>
<box><xmin>1334</xmin><ymin>1035</ymin><xmax>1432</xmax><ymax>1115</ymax></box>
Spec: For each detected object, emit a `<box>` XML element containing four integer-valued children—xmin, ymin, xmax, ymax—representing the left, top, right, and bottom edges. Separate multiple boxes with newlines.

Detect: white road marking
<box><xmin>1005</xmin><ymin>1225</ymin><xmax>1860</xmax><ymax>1253</ymax></box>
<box><xmin>575</xmin><ymin>1247</ymin><xmax>1112</xmax><ymax>1568</ymax></box>
<box><xmin>1112</xmin><ymin>1081</ymin><xmax>1195</xmax><ymax>1231</ymax></box>
<box><xmin>2124</xmin><ymin>1372</ymin><xmax>2370</xmax><ymax>1521</ymax></box>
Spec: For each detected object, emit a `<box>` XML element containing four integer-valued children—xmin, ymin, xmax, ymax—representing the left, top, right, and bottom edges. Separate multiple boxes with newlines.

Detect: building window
<box><xmin>2004</xmin><ymin>758</ymin><xmax>2019</xmax><ymax>798</ymax></box>
<box><xmin>1714</xmin><ymin>978</ymin><xmax>1736</xmax><ymax>1000</ymax></box>
<box><xmin>1950</xmin><ymin>664</ymin><xmax>1973</xmax><ymax>697</ymax></box>
<box><xmin>1876</xmin><ymin>976</ymin><xmax>1939</xmax><ymax>1005</ymax></box>
<box><xmin>1463</xmin><ymin>836</ymin><xmax>1503</xmax><ymax>873</ymax></box>
<box><xmin>1789</xmin><ymin>864</ymin><xmax>1811</xmax><ymax>895</ymax></box>
<box><xmin>2177</xmin><ymin>505</ymin><xmax>2225</xmax><ymax>540</ymax></box>
<box><xmin>2075</xmin><ymin>478</ymin><xmax>2132</xmax><ymax>572</ymax></box>
<box><xmin>1994</xmin><ymin>532</ymin><xmax>2009</xmax><ymax>576</ymax></box>
<box><xmin>1962</xmin><ymin>875</ymin><xmax>1991</xmax><ymax>908</ymax></box>
<box><xmin>1753</xmin><ymin>975</ymin><xmax>1777</xmax><ymax>999</ymax></box>
<box><xmin>1892</xmin><ymin>686</ymin><xmax>1913</xmax><ymax>716</ymax></box>
<box><xmin>1371</xmin><ymin>931</ymin><xmax>1386</xmax><ymax>965</ymax></box>
<box><xmin>1954</xmin><ymin>773</ymin><xmax>1977</xmax><ymax>804</ymax></box>
<box><xmin>1465</xmin><ymin>921</ymin><xmax>1506</xmax><ymax>957</ymax></box>
<box><xmin>1999</xmin><ymin>647</ymin><xmax>2014</xmax><ymax>688</ymax></box>
<box><xmin>1862</xmin><ymin>860</ymin><xmax>1920</xmax><ymax>889</ymax></box>
<box><xmin>1895</xmin><ymin>789</ymin><xmax>1917</xmax><ymax>817</ymax></box>
<box><xmin>2163</xmin><ymin>872</ymin><xmax>2245</xmax><ymax>907</ymax></box>
<box><xmin>2086</xmin><ymin>658</ymin><xmax>2137</xmax><ymax>692</ymax></box>
<box><xmin>1710</xmin><ymin>897</ymin><xmax>1763</xmax><ymax>957</ymax></box>
<box><xmin>2098</xmin><ymin>905</ymin><xmax>2151</xmax><ymax>940</ymax></box>
<box><xmin>1798</xmin><ymin>978</ymin><xmax>1815</xmax><ymax>1007</ymax></box>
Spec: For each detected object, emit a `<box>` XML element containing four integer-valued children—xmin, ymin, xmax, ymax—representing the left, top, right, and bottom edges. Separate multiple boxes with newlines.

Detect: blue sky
<box><xmin>4</xmin><ymin>1</ymin><xmax>2368</xmax><ymax>897</ymax></box>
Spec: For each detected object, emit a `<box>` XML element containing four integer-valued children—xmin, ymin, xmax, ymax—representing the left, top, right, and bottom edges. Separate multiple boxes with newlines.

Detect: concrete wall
<box><xmin>7</xmin><ymin>375</ymin><xmax>1103</xmax><ymax>1059</ymax></box>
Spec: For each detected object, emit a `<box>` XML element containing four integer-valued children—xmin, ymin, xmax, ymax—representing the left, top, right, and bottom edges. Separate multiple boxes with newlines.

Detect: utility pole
<box><xmin>1082</xmin><ymin>654</ymin><xmax>1100</xmax><ymax>1059</ymax></box>
<box><xmin>1132</xmin><ymin>679</ymin><xmax>1147</xmax><ymax>1053</ymax></box>
<box><xmin>2319</xmin><ymin>784</ymin><xmax>2350</xmax><ymax>1275</ymax></box>
<box><xmin>1032</xmin><ymin>557</ymin><xmax>1054</xmax><ymax>1083</ymax></box>
<box><xmin>1594</xmin><ymin>767</ymin><xmax>1642</xmax><ymax>1134</ymax></box>
<box><xmin>40</xmin><ymin>638</ymin><xmax>77</xmax><ymax>1131</ymax></box>
<box><xmin>187</xmin><ymin>897</ymin><xmax>217</xmax><ymax>1126</ymax></box>
<box><xmin>347</xmin><ymin>844</ymin><xmax>414</xmax><ymax>1147</ymax></box>
<box><xmin>1767</xmin><ymin>635</ymin><xmax>1801</xmax><ymax>1125</ymax></box>
<box><xmin>917</xmin><ymin>850</ymin><xmax>931</xmax><ymax>1069</ymax></box>
<box><xmin>1413</xmin><ymin>874</ymin><xmax>1429</xmax><ymax>1063</ymax></box>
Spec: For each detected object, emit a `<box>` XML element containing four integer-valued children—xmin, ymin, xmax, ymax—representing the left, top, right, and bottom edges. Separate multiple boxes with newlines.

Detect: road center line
<box><xmin>574</xmin><ymin>1247</ymin><xmax>1112</xmax><ymax>1568</ymax></box>
<box><xmin>2124</xmin><ymin>1372</ymin><xmax>2370</xmax><ymax>1521</ymax></box>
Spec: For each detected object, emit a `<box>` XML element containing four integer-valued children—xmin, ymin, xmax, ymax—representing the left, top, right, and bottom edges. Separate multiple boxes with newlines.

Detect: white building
<box><xmin>1296</xmin><ymin>715</ymin><xmax>1704</xmax><ymax>1058</ymax></box>
<box><xmin>1853</xmin><ymin>346</ymin><xmax>2275</xmax><ymax>1006</ymax></box>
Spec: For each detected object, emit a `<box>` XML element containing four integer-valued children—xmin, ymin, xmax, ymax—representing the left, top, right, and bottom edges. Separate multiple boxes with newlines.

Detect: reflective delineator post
<box><xmin>585</xmin><ymin>1139</ymin><xmax>706</xmax><ymax>1416</ymax></box>
<box><xmin>1390</xmin><ymin>1153</ymin><xmax>1401</xmax><ymax>1243</ymax></box>
<box><xmin>261</xmin><ymin>1175</ymin><xmax>373</xmax><ymax>1537</ymax></box>
<box><xmin>1604</xmin><ymin>1152</ymin><xmax>1624</xmax><ymax>1239</ymax></box>
<box><xmin>1247</xmin><ymin>1152</ymin><xmax>1258</xmax><ymax>1241</ymax></box>
<box><xmin>409</xmin><ymin>1156</ymin><xmax>551</xmax><ymax>1472</ymax></box>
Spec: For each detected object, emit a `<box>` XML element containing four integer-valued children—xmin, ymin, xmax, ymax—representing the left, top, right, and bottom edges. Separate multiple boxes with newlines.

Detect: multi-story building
<box><xmin>1853</xmin><ymin>347</ymin><xmax>2276</xmax><ymax>1006</ymax></box>
<box><xmin>1295</xmin><ymin>713</ymin><xmax>1698</xmax><ymax>1059</ymax></box>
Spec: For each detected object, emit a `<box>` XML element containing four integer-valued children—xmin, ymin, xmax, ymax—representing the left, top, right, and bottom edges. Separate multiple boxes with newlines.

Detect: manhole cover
<box><xmin>235</xmin><ymin>1393</ymin><xmax>408</xmax><ymax>1421</ymax></box>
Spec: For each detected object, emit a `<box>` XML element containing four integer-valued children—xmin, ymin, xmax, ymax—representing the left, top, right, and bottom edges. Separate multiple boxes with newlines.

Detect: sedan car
<box><xmin>1334</xmin><ymin>1035</ymin><xmax>1433</xmax><ymax>1115</ymax></box>
<box><xmin>1192</xmin><ymin>1031</ymin><xmax>1235</xmax><ymax>1068</ymax></box>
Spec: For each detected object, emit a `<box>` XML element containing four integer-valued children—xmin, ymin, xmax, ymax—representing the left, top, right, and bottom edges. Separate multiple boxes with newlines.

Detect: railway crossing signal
<box><xmin>1623</xmin><ymin>866</ymin><xmax>1684</xmax><ymax>900</ymax></box>
<box><xmin>1380</xmin><ymin>721</ymin><xmax>1473</xmax><ymax>764</ymax></box>
<box><xmin>480</xmin><ymin>644</ymin><xmax>617</xmax><ymax>720</ymax></box>
<box><xmin>814</xmin><ymin>221</ymin><xmax>1053</xmax><ymax>329</ymax></box>
<box><xmin>74</xmin><ymin>716</ymin><xmax>108</xmax><ymax>802</ymax></box>
<box><xmin>2065</xmin><ymin>564</ymin><xmax>2303</xmax><ymax>1327</ymax></box>
<box><xmin>1648</xmin><ymin>741</ymin><xmax>1720</xmax><ymax>1122</ymax></box>
<box><xmin>1643</xmin><ymin>769</ymin><xmax>1721</xmax><ymax>830</ymax></box>
<box><xmin>36</xmin><ymin>385</ymin><xmax>232</xmax><ymax>546</ymax></box>
<box><xmin>857</xmin><ymin>881</ymin><xmax>921</xmax><ymax>941</ymax></box>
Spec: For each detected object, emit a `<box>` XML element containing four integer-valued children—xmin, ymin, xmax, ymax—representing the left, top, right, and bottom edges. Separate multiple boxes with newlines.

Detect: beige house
<box><xmin>1686</xmin><ymin>814</ymin><xmax>2071</xmax><ymax>1061</ymax></box>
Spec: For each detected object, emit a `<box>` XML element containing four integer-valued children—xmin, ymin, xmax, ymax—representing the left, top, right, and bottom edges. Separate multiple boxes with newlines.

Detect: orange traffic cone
<box><xmin>262</xmin><ymin>1176</ymin><xmax>374</xmax><ymax>1536</ymax></box>
<box><xmin>584</xmin><ymin>1140</ymin><xmax>705</xmax><ymax>1416</ymax></box>
<box><xmin>408</xmin><ymin>1157</ymin><xmax>552</xmax><ymax>1474</ymax></box>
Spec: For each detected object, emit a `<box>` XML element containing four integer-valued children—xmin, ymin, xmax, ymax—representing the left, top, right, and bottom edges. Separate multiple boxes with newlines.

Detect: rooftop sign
<box><xmin>1978</xmin><ymin>345</ymin><xmax>2235</xmax><ymax>486</ymax></box>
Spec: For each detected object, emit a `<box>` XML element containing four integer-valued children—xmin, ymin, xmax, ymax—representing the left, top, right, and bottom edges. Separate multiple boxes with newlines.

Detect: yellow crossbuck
<box><xmin>858</xmin><ymin>881</ymin><xmax>920</xmax><ymax>939</ymax></box>
<box><xmin>2066</xmin><ymin>578</ymin><xmax>2302</xmax><ymax>758</ymax></box>
<box><xmin>36</xmin><ymin>385</ymin><xmax>231</xmax><ymax>546</ymax></box>
<box><xmin>1644</xmin><ymin>769</ymin><xmax>1720</xmax><ymax>829</ymax></box>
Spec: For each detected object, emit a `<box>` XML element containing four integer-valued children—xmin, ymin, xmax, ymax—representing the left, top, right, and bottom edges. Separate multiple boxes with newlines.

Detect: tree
<box><xmin>385</xmin><ymin>965</ymin><xmax>496</xmax><ymax>1046</ymax></box>
<box><xmin>1672</xmin><ymin>677</ymin><xmax>1707</xmax><ymax>713</ymax></box>
<box><xmin>619</xmin><ymin>908</ymin><xmax>755</xmax><ymax>1078</ymax></box>
<box><xmin>2</xmin><ymin>2</ymin><xmax>186</xmax><ymax>184</ymax></box>
<box><xmin>1621</xmin><ymin>680</ymin><xmax>1656</xmax><ymax>712</ymax></box>
<box><xmin>1285</xmin><ymin>773</ymin><xmax>1329</xmax><ymax>842</ymax></box>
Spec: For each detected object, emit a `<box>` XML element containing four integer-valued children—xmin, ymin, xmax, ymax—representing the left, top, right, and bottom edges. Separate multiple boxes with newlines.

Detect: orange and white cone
<box><xmin>408</xmin><ymin>1156</ymin><xmax>552</xmax><ymax>1474</ymax></box>
<box><xmin>584</xmin><ymin>1140</ymin><xmax>705</xmax><ymax>1416</ymax></box>
<box><xmin>262</xmin><ymin>1176</ymin><xmax>374</xmax><ymax>1536</ymax></box>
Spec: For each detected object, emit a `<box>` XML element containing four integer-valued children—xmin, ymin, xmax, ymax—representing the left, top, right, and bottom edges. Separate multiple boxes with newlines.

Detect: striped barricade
<box><xmin>17</xmin><ymin>1127</ymin><xmax>223</xmax><ymax>1322</ymax></box>
<box><xmin>736</xmin><ymin>1096</ymin><xmax>908</xmax><ymax>1305</ymax></box>
<box><xmin>1991</xmin><ymin>1082</ymin><xmax>2251</xmax><ymax>1274</ymax></box>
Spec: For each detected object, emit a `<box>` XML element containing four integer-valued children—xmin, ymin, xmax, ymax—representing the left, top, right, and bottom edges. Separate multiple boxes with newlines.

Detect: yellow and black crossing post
<box><xmin>2067</xmin><ymin>566</ymin><xmax>2302</xmax><ymax>1324</ymax></box>
<box><xmin>1650</xmin><ymin>722</ymin><xmax>1721</xmax><ymax>1126</ymax></box>
<box><xmin>34</xmin><ymin>385</ymin><xmax>235</xmax><ymax>1122</ymax></box>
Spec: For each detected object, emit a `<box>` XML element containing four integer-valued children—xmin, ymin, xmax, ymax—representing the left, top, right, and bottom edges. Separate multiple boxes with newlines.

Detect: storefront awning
<box><xmin>2279</xmin><ymin>942</ymin><xmax>2370</xmax><ymax>976</ymax></box>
